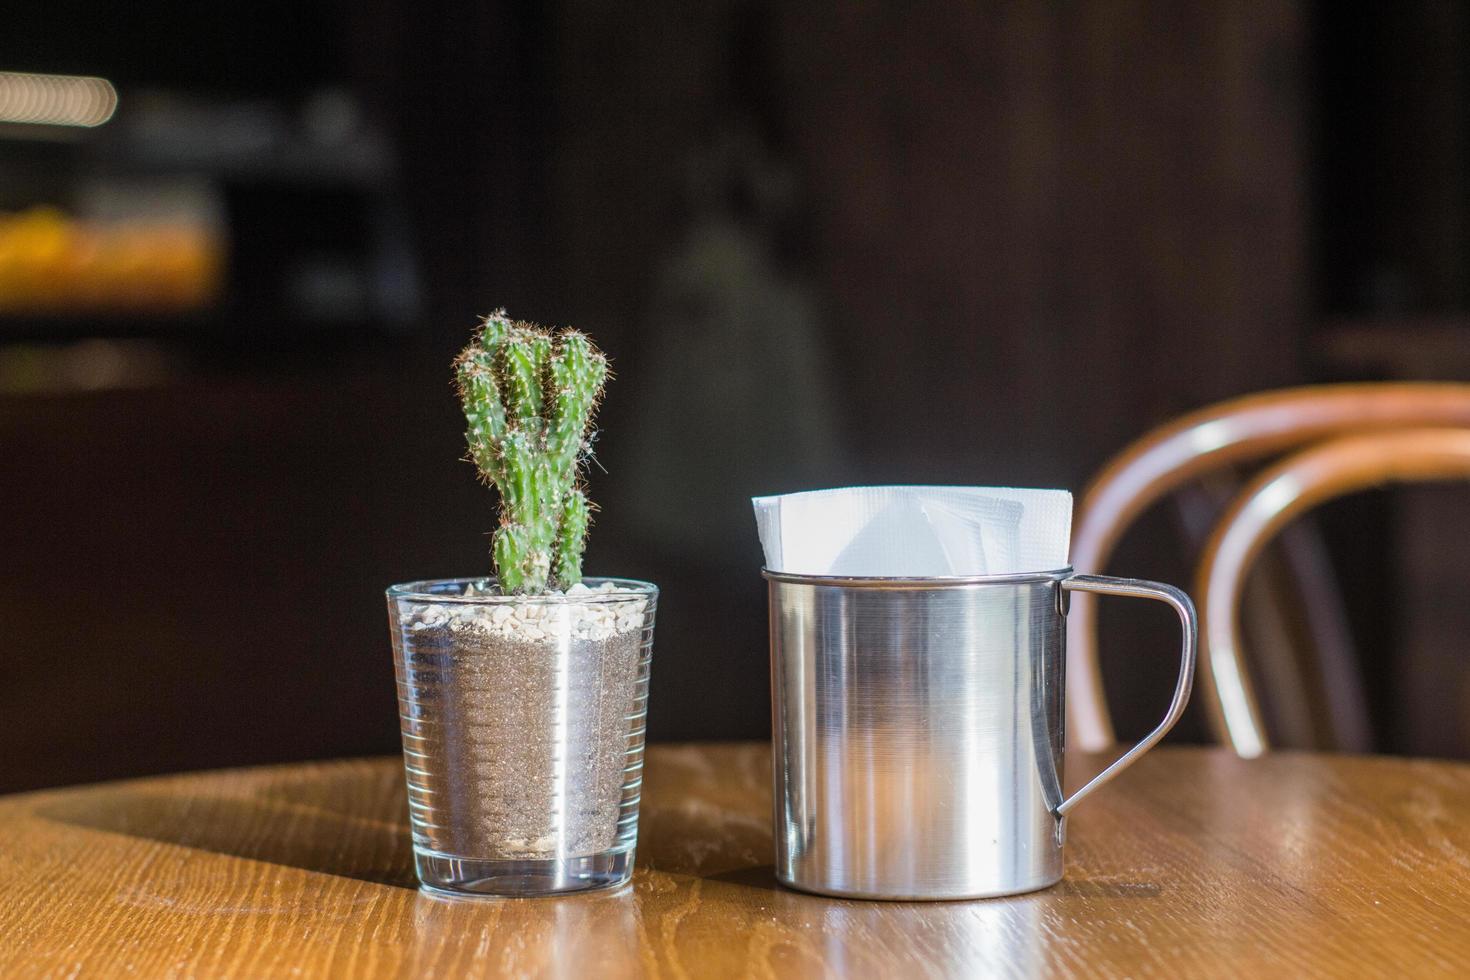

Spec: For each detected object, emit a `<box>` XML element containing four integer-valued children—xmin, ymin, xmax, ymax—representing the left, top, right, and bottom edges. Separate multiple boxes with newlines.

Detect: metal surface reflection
<box><xmin>767</xmin><ymin>568</ymin><xmax>1195</xmax><ymax>900</ymax></box>
<box><xmin>820</xmin><ymin>899</ymin><xmax>1044</xmax><ymax>977</ymax></box>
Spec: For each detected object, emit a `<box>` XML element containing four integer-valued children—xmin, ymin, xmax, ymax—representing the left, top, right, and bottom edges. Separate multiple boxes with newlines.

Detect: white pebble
<box><xmin>405</xmin><ymin>585</ymin><xmax>647</xmax><ymax>642</ymax></box>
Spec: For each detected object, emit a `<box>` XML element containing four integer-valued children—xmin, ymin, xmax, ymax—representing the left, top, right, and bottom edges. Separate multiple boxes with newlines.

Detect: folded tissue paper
<box><xmin>752</xmin><ymin>486</ymin><xmax>1073</xmax><ymax>577</ymax></box>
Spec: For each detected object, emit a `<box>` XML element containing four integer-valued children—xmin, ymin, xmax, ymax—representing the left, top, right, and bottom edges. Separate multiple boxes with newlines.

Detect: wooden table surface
<box><xmin>3</xmin><ymin>744</ymin><xmax>1470</xmax><ymax>978</ymax></box>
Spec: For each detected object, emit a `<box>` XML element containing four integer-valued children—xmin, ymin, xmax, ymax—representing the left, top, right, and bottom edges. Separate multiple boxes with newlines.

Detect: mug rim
<box><xmin>761</xmin><ymin>566</ymin><xmax>1074</xmax><ymax>588</ymax></box>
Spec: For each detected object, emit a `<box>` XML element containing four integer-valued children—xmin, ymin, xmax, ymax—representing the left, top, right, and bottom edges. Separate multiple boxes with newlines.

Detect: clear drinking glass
<box><xmin>385</xmin><ymin>577</ymin><xmax>657</xmax><ymax>897</ymax></box>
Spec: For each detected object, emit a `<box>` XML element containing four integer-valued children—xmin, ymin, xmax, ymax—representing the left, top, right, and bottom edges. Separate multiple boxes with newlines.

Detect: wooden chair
<box><xmin>1197</xmin><ymin>426</ymin><xmax>1470</xmax><ymax>756</ymax></box>
<box><xmin>1067</xmin><ymin>383</ymin><xmax>1470</xmax><ymax>755</ymax></box>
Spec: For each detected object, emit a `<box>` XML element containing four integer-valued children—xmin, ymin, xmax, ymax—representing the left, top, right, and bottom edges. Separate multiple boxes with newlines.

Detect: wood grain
<box><xmin>3</xmin><ymin>744</ymin><xmax>1470</xmax><ymax>977</ymax></box>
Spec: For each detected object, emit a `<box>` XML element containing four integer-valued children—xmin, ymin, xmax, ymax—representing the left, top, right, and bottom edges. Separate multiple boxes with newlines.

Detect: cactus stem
<box><xmin>455</xmin><ymin>311</ymin><xmax>609</xmax><ymax>594</ymax></box>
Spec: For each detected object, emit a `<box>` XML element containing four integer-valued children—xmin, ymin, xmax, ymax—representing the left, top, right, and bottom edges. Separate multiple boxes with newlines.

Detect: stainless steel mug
<box><xmin>766</xmin><ymin>567</ymin><xmax>1196</xmax><ymax>900</ymax></box>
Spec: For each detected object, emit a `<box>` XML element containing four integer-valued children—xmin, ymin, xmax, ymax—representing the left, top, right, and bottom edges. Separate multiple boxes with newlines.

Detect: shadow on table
<box><xmin>39</xmin><ymin>782</ymin><xmax>418</xmax><ymax>889</ymax></box>
<box><xmin>702</xmin><ymin>864</ymin><xmax>1162</xmax><ymax>901</ymax></box>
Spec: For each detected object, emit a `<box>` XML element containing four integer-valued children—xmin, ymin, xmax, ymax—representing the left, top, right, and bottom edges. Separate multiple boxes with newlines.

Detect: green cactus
<box><xmin>453</xmin><ymin>310</ymin><xmax>609</xmax><ymax>594</ymax></box>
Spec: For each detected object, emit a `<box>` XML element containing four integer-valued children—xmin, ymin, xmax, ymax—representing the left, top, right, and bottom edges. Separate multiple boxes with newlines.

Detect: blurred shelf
<box><xmin>0</xmin><ymin>311</ymin><xmax>414</xmax><ymax>346</ymax></box>
<box><xmin>1315</xmin><ymin>318</ymin><xmax>1470</xmax><ymax>379</ymax></box>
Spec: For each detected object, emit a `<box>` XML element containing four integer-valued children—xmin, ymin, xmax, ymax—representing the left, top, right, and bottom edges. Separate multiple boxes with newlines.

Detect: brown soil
<box><xmin>402</xmin><ymin>624</ymin><xmax>643</xmax><ymax>859</ymax></box>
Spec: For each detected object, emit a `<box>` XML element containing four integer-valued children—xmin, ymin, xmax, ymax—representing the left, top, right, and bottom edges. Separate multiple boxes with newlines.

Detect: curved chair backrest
<box><xmin>1067</xmin><ymin>383</ymin><xmax>1470</xmax><ymax>752</ymax></box>
<box><xmin>1197</xmin><ymin>427</ymin><xmax>1470</xmax><ymax>757</ymax></box>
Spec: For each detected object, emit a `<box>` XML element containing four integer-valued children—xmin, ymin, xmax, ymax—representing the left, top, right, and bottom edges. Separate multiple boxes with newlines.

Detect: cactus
<box><xmin>453</xmin><ymin>310</ymin><xmax>610</xmax><ymax>594</ymax></box>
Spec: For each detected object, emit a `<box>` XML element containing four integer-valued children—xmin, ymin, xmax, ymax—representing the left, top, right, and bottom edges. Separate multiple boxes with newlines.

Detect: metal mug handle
<box><xmin>1054</xmin><ymin>574</ymin><xmax>1198</xmax><ymax>817</ymax></box>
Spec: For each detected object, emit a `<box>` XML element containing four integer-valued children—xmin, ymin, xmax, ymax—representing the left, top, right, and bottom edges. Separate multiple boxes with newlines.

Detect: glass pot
<box><xmin>386</xmin><ymin>577</ymin><xmax>657</xmax><ymax>897</ymax></box>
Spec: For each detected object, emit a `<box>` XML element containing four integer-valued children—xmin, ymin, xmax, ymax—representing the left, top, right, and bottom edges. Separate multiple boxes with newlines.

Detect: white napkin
<box><xmin>752</xmin><ymin>486</ymin><xmax>1072</xmax><ymax>576</ymax></box>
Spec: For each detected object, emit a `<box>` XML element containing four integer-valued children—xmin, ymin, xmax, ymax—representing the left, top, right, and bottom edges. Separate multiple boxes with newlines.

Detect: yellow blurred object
<box><xmin>0</xmin><ymin>206</ymin><xmax>224</xmax><ymax>314</ymax></box>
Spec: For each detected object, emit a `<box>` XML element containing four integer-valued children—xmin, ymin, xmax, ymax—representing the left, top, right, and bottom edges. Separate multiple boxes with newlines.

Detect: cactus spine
<box><xmin>454</xmin><ymin>310</ymin><xmax>609</xmax><ymax>594</ymax></box>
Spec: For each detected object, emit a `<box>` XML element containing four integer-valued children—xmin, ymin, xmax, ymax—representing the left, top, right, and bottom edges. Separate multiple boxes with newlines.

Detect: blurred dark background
<box><xmin>3</xmin><ymin>1</ymin><xmax>1469</xmax><ymax>791</ymax></box>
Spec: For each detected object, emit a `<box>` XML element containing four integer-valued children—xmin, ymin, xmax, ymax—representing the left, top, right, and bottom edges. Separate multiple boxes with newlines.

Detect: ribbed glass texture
<box><xmin>386</xmin><ymin>577</ymin><xmax>656</xmax><ymax>897</ymax></box>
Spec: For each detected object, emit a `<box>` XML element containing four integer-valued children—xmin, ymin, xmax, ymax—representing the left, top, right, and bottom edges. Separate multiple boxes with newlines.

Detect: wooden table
<box><xmin>3</xmin><ymin>744</ymin><xmax>1470</xmax><ymax>978</ymax></box>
